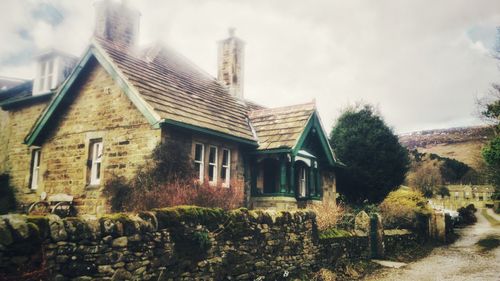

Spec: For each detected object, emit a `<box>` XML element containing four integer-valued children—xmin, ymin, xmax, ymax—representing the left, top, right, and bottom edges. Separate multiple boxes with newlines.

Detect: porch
<box><xmin>249</xmin><ymin>150</ymin><xmax>324</xmax><ymax>210</ymax></box>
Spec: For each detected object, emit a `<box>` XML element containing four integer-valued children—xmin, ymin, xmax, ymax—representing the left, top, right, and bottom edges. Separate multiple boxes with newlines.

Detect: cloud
<box><xmin>0</xmin><ymin>0</ymin><xmax>499</xmax><ymax>133</ymax></box>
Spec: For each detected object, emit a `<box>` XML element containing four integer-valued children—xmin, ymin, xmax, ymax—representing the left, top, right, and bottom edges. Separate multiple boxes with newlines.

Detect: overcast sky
<box><xmin>1</xmin><ymin>0</ymin><xmax>499</xmax><ymax>133</ymax></box>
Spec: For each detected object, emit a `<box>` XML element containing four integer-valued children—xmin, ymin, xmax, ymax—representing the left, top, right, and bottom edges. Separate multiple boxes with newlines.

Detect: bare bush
<box><xmin>104</xmin><ymin>140</ymin><xmax>244</xmax><ymax>212</ymax></box>
<box><xmin>310</xmin><ymin>200</ymin><xmax>345</xmax><ymax>231</ymax></box>
<box><xmin>126</xmin><ymin>179</ymin><xmax>244</xmax><ymax>211</ymax></box>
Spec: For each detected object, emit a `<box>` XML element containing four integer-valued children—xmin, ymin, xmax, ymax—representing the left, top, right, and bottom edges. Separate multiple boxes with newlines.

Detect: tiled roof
<box><xmin>244</xmin><ymin>99</ymin><xmax>266</xmax><ymax>112</ymax></box>
<box><xmin>0</xmin><ymin>76</ymin><xmax>28</xmax><ymax>92</ymax></box>
<box><xmin>0</xmin><ymin>80</ymin><xmax>33</xmax><ymax>103</ymax></box>
<box><xmin>249</xmin><ymin>102</ymin><xmax>315</xmax><ymax>150</ymax></box>
<box><xmin>94</xmin><ymin>37</ymin><xmax>256</xmax><ymax>142</ymax></box>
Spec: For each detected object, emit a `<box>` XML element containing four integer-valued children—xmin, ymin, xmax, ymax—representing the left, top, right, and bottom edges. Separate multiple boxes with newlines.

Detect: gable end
<box><xmin>292</xmin><ymin>111</ymin><xmax>337</xmax><ymax>166</ymax></box>
<box><xmin>25</xmin><ymin>44</ymin><xmax>162</xmax><ymax>146</ymax></box>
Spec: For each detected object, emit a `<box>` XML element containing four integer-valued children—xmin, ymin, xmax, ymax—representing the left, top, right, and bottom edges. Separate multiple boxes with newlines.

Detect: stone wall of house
<box><xmin>39</xmin><ymin>62</ymin><xmax>161</xmax><ymax>214</ymax></box>
<box><xmin>321</xmin><ymin>170</ymin><xmax>337</xmax><ymax>205</ymax></box>
<box><xmin>161</xmin><ymin>126</ymin><xmax>249</xmax><ymax>208</ymax></box>
<box><xmin>162</xmin><ymin>127</ymin><xmax>246</xmax><ymax>188</ymax></box>
<box><xmin>2</xmin><ymin>62</ymin><xmax>161</xmax><ymax>214</ymax></box>
<box><xmin>0</xmin><ymin>208</ymin><xmax>426</xmax><ymax>281</ymax></box>
<box><xmin>0</xmin><ymin>109</ymin><xmax>10</xmax><ymax>174</ymax></box>
<box><xmin>0</xmin><ymin>101</ymin><xmax>51</xmax><ymax>205</ymax></box>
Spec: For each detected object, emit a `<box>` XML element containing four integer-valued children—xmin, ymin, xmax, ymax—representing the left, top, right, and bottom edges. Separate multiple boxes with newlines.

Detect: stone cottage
<box><xmin>0</xmin><ymin>0</ymin><xmax>341</xmax><ymax>214</ymax></box>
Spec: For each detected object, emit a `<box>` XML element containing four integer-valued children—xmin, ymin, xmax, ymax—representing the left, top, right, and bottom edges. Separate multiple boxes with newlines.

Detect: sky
<box><xmin>0</xmin><ymin>0</ymin><xmax>499</xmax><ymax>134</ymax></box>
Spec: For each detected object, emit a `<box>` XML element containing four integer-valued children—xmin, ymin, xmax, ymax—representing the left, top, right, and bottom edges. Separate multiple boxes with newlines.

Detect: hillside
<box><xmin>399</xmin><ymin>126</ymin><xmax>495</xmax><ymax>169</ymax></box>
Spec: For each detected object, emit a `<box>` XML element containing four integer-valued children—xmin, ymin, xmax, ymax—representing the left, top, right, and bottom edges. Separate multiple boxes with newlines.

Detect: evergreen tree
<box><xmin>330</xmin><ymin>104</ymin><xmax>409</xmax><ymax>203</ymax></box>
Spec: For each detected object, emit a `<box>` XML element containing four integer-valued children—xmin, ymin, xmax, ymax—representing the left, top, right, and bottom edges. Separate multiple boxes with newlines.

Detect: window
<box><xmin>208</xmin><ymin>146</ymin><xmax>217</xmax><ymax>184</ymax></box>
<box><xmin>37</xmin><ymin>58</ymin><xmax>56</xmax><ymax>93</ymax></box>
<box><xmin>88</xmin><ymin>139</ymin><xmax>103</xmax><ymax>185</ymax></box>
<box><xmin>221</xmin><ymin>149</ymin><xmax>231</xmax><ymax>187</ymax></box>
<box><xmin>194</xmin><ymin>143</ymin><xmax>204</xmax><ymax>181</ymax></box>
<box><xmin>30</xmin><ymin>149</ymin><xmax>41</xmax><ymax>190</ymax></box>
<box><xmin>298</xmin><ymin>166</ymin><xmax>307</xmax><ymax>197</ymax></box>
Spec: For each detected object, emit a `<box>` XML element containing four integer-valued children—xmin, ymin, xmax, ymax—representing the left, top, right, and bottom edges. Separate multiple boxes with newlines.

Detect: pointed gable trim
<box><xmin>291</xmin><ymin>111</ymin><xmax>337</xmax><ymax>166</ymax></box>
<box><xmin>24</xmin><ymin>43</ymin><xmax>162</xmax><ymax>146</ymax></box>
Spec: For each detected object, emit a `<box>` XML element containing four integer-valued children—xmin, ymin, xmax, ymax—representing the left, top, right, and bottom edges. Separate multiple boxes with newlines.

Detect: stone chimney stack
<box><xmin>94</xmin><ymin>0</ymin><xmax>140</xmax><ymax>47</ymax></box>
<box><xmin>217</xmin><ymin>28</ymin><xmax>245</xmax><ymax>99</ymax></box>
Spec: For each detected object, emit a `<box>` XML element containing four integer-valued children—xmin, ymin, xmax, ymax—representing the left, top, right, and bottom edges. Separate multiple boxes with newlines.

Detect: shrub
<box><xmin>312</xmin><ymin>268</ymin><xmax>337</xmax><ymax>281</ymax></box>
<box><xmin>0</xmin><ymin>174</ymin><xmax>16</xmax><ymax>214</ymax></box>
<box><xmin>457</xmin><ymin>204</ymin><xmax>477</xmax><ymax>225</ymax></box>
<box><xmin>148</xmin><ymin>139</ymin><xmax>195</xmax><ymax>184</ymax></box>
<box><xmin>102</xmin><ymin>175</ymin><xmax>131</xmax><ymax>212</ymax></box>
<box><xmin>379</xmin><ymin>188</ymin><xmax>431</xmax><ymax>229</ymax></box>
<box><xmin>437</xmin><ymin>186</ymin><xmax>450</xmax><ymax>197</ymax></box>
<box><xmin>310</xmin><ymin>200</ymin><xmax>345</xmax><ymax>231</ymax></box>
<box><xmin>127</xmin><ymin>180</ymin><xmax>244</xmax><ymax>211</ymax></box>
<box><xmin>104</xmin><ymin>140</ymin><xmax>245</xmax><ymax>212</ymax></box>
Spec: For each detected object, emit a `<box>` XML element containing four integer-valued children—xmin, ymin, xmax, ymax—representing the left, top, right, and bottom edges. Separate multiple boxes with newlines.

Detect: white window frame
<box><xmin>298</xmin><ymin>166</ymin><xmax>307</xmax><ymax>197</ymax></box>
<box><xmin>208</xmin><ymin>146</ymin><xmax>218</xmax><ymax>184</ymax></box>
<box><xmin>194</xmin><ymin>143</ymin><xmax>204</xmax><ymax>182</ymax></box>
<box><xmin>30</xmin><ymin>149</ymin><xmax>41</xmax><ymax>190</ymax></box>
<box><xmin>37</xmin><ymin>58</ymin><xmax>57</xmax><ymax>93</ymax></box>
<box><xmin>89</xmin><ymin>140</ymin><xmax>103</xmax><ymax>185</ymax></box>
<box><xmin>221</xmin><ymin>148</ymin><xmax>231</xmax><ymax>187</ymax></box>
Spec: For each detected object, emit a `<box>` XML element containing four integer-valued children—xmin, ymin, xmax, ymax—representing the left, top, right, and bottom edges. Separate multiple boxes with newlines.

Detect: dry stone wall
<box><xmin>0</xmin><ymin>207</ymin><xmax>425</xmax><ymax>281</ymax></box>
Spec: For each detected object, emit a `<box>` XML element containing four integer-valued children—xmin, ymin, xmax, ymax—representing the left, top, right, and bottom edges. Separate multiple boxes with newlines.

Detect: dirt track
<box><xmin>362</xmin><ymin>210</ymin><xmax>500</xmax><ymax>281</ymax></box>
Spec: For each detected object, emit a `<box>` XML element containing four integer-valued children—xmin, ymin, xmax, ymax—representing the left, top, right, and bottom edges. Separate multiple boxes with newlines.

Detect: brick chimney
<box><xmin>94</xmin><ymin>0</ymin><xmax>140</xmax><ymax>47</ymax></box>
<box><xmin>217</xmin><ymin>28</ymin><xmax>245</xmax><ymax>99</ymax></box>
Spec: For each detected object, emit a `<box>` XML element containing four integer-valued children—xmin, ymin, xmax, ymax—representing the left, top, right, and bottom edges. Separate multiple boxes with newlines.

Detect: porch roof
<box><xmin>249</xmin><ymin>102</ymin><xmax>315</xmax><ymax>150</ymax></box>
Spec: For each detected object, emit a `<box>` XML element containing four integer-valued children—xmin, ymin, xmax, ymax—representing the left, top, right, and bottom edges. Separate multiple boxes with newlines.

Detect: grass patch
<box><xmin>319</xmin><ymin>228</ymin><xmax>352</xmax><ymax>239</ymax></box>
<box><xmin>476</xmin><ymin>235</ymin><xmax>500</xmax><ymax>252</ymax></box>
<box><xmin>481</xmin><ymin>209</ymin><xmax>500</xmax><ymax>227</ymax></box>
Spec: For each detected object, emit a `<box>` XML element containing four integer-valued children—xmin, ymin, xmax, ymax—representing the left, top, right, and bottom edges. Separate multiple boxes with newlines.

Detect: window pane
<box><xmin>40</xmin><ymin>77</ymin><xmax>45</xmax><ymax>92</ymax></box>
<box><xmin>48</xmin><ymin>60</ymin><xmax>54</xmax><ymax>73</ymax></box>
<box><xmin>89</xmin><ymin>139</ymin><xmax>103</xmax><ymax>185</ymax></box>
<box><xmin>208</xmin><ymin>166</ymin><xmax>214</xmax><ymax>181</ymax></box>
<box><xmin>221</xmin><ymin>167</ymin><xmax>227</xmax><ymax>179</ymax></box>
<box><xmin>96</xmin><ymin>163</ymin><xmax>101</xmax><ymax>180</ymax></box>
<box><xmin>209</xmin><ymin>147</ymin><xmax>216</xmax><ymax>163</ymax></box>
<box><xmin>222</xmin><ymin>150</ymin><xmax>229</xmax><ymax>165</ymax></box>
<box><xmin>30</xmin><ymin>150</ymin><xmax>41</xmax><ymax>190</ymax></box>
<box><xmin>195</xmin><ymin>144</ymin><xmax>203</xmax><ymax>161</ymax></box>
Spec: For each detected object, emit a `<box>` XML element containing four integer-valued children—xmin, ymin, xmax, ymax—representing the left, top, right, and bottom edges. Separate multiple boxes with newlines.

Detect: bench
<box><xmin>27</xmin><ymin>193</ymin><xmax>76</xmax><ymax>218</ymax></box>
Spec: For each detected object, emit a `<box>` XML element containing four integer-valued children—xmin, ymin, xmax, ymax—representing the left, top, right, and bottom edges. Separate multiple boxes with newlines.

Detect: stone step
<box><xmin>371</xmin><ymin>259</ymin><xmax>407</xmax><ymax>268</ymax></box>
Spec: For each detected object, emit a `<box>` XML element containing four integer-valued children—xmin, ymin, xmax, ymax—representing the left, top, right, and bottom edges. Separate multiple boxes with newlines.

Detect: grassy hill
<box><xmin>399</xmin><ymin>126</ymin><xmax>494</xmax><ymax>170</ymax></box>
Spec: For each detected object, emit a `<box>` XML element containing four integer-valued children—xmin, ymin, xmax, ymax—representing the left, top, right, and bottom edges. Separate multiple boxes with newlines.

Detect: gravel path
<box><xmin>362</xmin><ymin>210</ymin><xmax>500</xmax><ymax>281</ymax></box>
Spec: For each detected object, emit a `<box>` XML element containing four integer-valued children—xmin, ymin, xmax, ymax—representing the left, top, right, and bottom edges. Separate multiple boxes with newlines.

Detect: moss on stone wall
<box><xmin>0</xmin><ymin>206</ymin><xmax>425</xmax><ymax>280</ymax></box>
